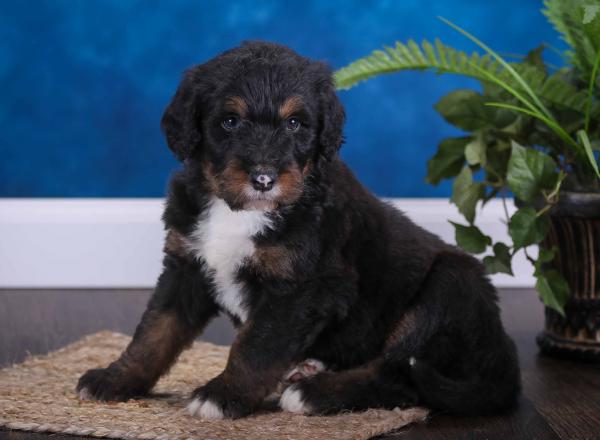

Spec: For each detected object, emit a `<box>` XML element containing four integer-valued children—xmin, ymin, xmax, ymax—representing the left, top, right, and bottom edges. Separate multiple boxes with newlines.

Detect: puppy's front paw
<box><xmin>187</xmin><ymin>396</ymin><xmax>225</xmax><ymax>419</ymax></box>
<box><xmin>76</xmin><ymin>365</ymin><xmax>146</xmax><ymax>402</ymax></box>
<box><xmin>188</xmin><ymin>375</ymin><xmax>255</xmax><ymax>419</ymax></box>
<box><xmin>279</xmin><ymin>384</ymin><xmax>313</xmax><ymax>415</ymax></box>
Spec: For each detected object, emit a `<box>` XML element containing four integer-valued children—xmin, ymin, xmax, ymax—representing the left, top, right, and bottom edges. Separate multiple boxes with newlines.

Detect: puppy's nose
<box><xmin>250</xmin><ymin>170</ymin><xmax>277</xmax><ymax>192</ymax></box>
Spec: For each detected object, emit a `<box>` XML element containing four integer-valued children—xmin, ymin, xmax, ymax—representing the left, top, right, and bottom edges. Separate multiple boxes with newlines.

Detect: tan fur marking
<box><xmin>142</xmin><ymin>313</ymin><xmax>186</xmax><ymax>351</ymax></box>
<box><xmin>221</xmin><ymin>160</ymin><xmax>250</xmax><ymax>202</ymax></box>
<box><xmin>277</xmin><ymin>166</ymin><xmax>304</xmax><ymax>205</ymax></box>
<box><xmin>205</xmin><ymin>160</ymin><xmax>304</xmax><ymax>209</ymax></box>
<box><xmin>121</xmin><ymin>312</ymin><xmax>195</xmax><ymax>381</ymax></box>
<box><xmin>202</xmin><ymin>163</ymin><xmax>220</xmax><ymax>193</ymax></box>
<box><xmin>224</xmin><ymin>96</ymin><xmax>248</xmax><ymax>117</ymax></box>
<box><xmin>279</xmin><ymin>95</ymin><xmax>304</xmax><ymax>119</ymax></box>
<box><xmin>307</xmin><ymin>359</ymin><xmax>382</xmax><ymax>395</ymax></box>
<box><xmin>253</xmin><ymin>245</ymin><xmax>294</xmax><ymax>278</ymax></box>
<box><xmin>384</xmin><ymin>309</ymin><xmax>419</xmax><ymax>350</ymax></box>
<box><xmin>164</xmin><ymin>229</ymin><xmax>190</xmax><ymax>258</ymax></box>
<box><xmin>204</xmin><ymin>159</ymin><xmax>250</xmax><ymax>207</ymax></box>
<box><xmin>302</xmin><ymin>160</ymin><xmax>313</xmax><ymax>177</ymax></box>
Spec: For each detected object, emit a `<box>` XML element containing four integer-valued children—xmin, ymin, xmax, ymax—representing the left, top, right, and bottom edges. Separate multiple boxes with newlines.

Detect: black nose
<box><xmin>250</xmin><ymin>170</ymin><xmax>277</xmax><ymax>192</ymax></box>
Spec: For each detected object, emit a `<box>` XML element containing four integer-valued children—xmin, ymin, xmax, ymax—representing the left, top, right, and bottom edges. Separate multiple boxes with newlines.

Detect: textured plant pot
<box><xmin>536</xmin><ymin>191</ymin><xmax>600</xmax><ymax>362</ymax></box>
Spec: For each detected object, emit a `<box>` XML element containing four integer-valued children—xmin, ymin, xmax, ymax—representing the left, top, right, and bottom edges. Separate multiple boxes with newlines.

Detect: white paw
<box><xmin>409</xmin><ymin>356</ymin><xmax>416</xmax><ymax>366</ymax></box>
<box><xmin>78</xmin><ymin>387</ymin><xmax>93</xmax><ymax>400</ymax></box>
<box><xmin>279</xmin><ymin>385</ymin><xmax>311</xmax><ymax>414</ymax></box>
<box><xmin>284</xmin><ymin>358</ymin><xmax>327</xmax><ymax>382</ymax></box>
<box><xmin>187</xmin><ymin>397</ymin><xmax>224</xmax><ymax>419</ymax></box>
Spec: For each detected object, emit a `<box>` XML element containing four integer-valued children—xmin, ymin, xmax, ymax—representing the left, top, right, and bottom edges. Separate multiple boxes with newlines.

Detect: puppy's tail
<box><xmin>407</xmin><ymin>356</ymin><xmax>520</xmax><ymax>415</ymax></box>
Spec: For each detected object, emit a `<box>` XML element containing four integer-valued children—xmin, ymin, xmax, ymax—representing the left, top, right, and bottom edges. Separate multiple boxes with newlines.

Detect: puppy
<box><xmin>77</xmin><ymin>41</ymin><xmax>520</xmax><ymax>418</ymax></box>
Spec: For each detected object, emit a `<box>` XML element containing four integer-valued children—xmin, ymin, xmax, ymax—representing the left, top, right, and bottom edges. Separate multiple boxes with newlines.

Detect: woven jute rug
<box><xmin>0</xmin><ymin>331</ymin><xmax>428</xmax><ymax>439</ymax></box>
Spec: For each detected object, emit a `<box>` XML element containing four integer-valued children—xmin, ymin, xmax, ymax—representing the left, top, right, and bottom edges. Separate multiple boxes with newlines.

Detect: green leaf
<box><xmin>450</xmin><ymin>222</ymin><xmax>492</xmax><ymax>254</ymax></box>
<box><xmin>584</xmin><ymin>50</ymin><xmax>600</xmax><ymax>132</ymax></box>
<box><xmin>576</xmin><ymin>130</ymin><xmax>600</xmax><ymax>178</ymax></box>
<box><xmin>483</xmin><ymin>242</ymin><xmax>513</xmax><ymax>275</ymax></box>
<box><xmin>534</xmin><ymin>246</ymin><xmax>558</xmax><ymax>276</ymax></box>
<box><xmin>538</xmin><ymin>247</ymin><xmax>557</xmax><ymax>264</ymax></box>
<box><xmin>507</xmin><ymin>141</ymin><xmax>558</xmax><ymax>202</ymax></box>
<box><xmin>583</xmin><ymin>5</ymin><xmax>600</xmax><ymax>24</ymax></box>
<box><xmin>481</xmin><ymin>187</ymin><xmax>500</xmax><ymax>206</ymax></box>
<box><xmin>508</xmin><ymin>207</ymin><xmax>550</xmax><ymax>249</ymax></box>
<box><xmin>524</xmin><ymin>45</ymin><xmax>547</xmax><ymax>74</ymax></box>
<box><xmin>536</xmin><ymin>269</ymin><xmax>570</xmax><ymax>315</ymax></box>
<box><xmin>335</xmin><ymin>37</ymin><xmax>600</xmax><ymax>121</ymax></box>
<box><xmin>465</xmin><ymin>133</ymin><xmax>486</xmax><ymax>166</ymax></box>
<box><xmin>334</xmin><ymin>38</ymin><xmax>503</xmax><ymax>90</ymax></box>
<box><xmin>484</xmin><ymin>140</ymin><xmax>512</xmax><ymax>181</ymax></box>
<box><xmin>541</xmin><ymin>70</ymin><xmax>598</xmax><ymax>117</ymax></box>
<box><xmin>486</xmin><ymin>103</ymin><xmax>582</xmax><ymax>154</ymax></box>
<box><xmin>438</xmin><ymin>16</ymin><xmax>554</xmax><ymax>120</ymax></box>
<box><xmin>499</xmin><ymin>114</ymin><xmax>527</xmax><ymax>135</ymax></box>
<box><xmin>543</xmin><ymin>0</ymin><xmax>600</xmax><ymax>81</ymax></box>
<box><xmin>451</xmin><ymin>166</ymin><xmax>485</xmax><ymax>223</ymax></box>
<box><xmin>435</xmin><ymin>90</ymin><xmax>495</xmax><ymax>131</ymax></box>
<box><xmin>427</xmin><ymin>137</ymin><xmax>468</xmax><ymax>185</ymax></box>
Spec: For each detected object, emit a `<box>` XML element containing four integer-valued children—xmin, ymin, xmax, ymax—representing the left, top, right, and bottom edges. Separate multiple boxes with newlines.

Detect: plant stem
<box><xmin>536</xmin><ymin>171</ymin><xmax>565</xmax><ymax>218</ymax></box>
<box><xmin>546</xmin><ymin>171</ymin><xmax>566</xmax><ymax>202</ymax></box>
<box><xmin>501</xmin><ymin>193</ymin><xmax>511</xmax><ymax>221</ymax></box>
<box><xmin>536</xmin><ymin>204</ymin><xmax>552</xmax><ymax>217</ymax></box>
<box><xmin>584</xmin><ymin>50</ymin><xmax>600</xmax><ymax>133</ymax></box>
<box><xmin>522</xmin><ymin>246</ymin><xmax>537</xmax><ymax>266</ymax></box>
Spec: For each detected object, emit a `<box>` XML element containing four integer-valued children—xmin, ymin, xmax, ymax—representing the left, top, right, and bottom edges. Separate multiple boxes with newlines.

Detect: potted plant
<box><xmin>335</xmin><ymin>0</ymin><xmax>600</xmax><ymax>361</ymax></box>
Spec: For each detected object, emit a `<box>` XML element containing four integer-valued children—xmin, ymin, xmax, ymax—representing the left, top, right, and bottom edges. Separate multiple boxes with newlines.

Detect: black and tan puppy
<box><xmin>77</xmin><ymin>41</ymin><xmax>520</xmax><ymax>419</ymax></box>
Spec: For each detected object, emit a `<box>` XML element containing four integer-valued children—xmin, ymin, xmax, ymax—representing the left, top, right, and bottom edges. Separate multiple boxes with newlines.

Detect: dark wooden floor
<box><xmin>1</xmin><ymin>288</ymin><xmax>599</xmax><ymax>440</ymax></box>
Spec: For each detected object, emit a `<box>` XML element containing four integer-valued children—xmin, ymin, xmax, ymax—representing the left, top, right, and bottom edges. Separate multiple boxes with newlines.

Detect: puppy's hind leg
<box><xmin>283</xmin><ymin>359</ymin><xmax>328</xmax><ymax>383</ymax></box>
<box><xmin>391</xmin><ymin>250</ymin><xmax>521</xmax><ymax>415</ymax></box>
<box><xmin>279</xmin><ymin>358</ymin><xmax>419</xmax><ymax>415</ymax></box>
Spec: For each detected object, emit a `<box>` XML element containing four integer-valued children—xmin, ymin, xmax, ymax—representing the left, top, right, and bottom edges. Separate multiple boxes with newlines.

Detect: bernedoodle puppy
<box><xmin>76</xmin><ymin>41</ymin><xmax>520</xmax><ymax>419</ymax></box>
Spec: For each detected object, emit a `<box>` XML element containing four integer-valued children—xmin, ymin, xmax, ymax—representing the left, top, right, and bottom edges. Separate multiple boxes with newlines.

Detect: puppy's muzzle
<box><xmin>250</xmin><ymin>169</ymin><xmax>277</xmax><ymax>192</ymax></box>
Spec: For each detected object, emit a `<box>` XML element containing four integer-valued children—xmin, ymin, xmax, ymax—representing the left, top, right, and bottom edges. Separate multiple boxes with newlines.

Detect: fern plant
<box><xmin>335</xmin><ymin>0</ymin><xmax>600</xmax><ymax>314</ymax></box>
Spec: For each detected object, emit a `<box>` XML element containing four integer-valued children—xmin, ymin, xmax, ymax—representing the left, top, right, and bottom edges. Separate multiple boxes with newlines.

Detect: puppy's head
<box><xmin>161</xmin><ymin>41</ymin><xmax>345</xmax><ymax>211</ymax></box>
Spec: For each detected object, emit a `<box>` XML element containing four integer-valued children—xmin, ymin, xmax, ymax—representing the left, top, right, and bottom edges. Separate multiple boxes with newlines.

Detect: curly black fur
<box><xmin>77</xmin><ymin>41</ymin><xmax>520</xmax><ymax>419</ymax></box>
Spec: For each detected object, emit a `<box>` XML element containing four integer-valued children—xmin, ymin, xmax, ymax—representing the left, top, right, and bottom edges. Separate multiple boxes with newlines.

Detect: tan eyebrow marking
<box><xmin>223</xmin><ymin>96</ymin><xmax>248</xmax><ymax>117</ymax></box>
<box><xmin>279</xmin><ymin>95</ymin><xmax>304</xmax><ymax>119</ymax></box>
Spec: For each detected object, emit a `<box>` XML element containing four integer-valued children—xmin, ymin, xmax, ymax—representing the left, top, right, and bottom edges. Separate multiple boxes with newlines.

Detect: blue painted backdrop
<box><xmin>0</xmin><ymin>0</ymin><xmax>562</xmax><ymax>197</ymax></box>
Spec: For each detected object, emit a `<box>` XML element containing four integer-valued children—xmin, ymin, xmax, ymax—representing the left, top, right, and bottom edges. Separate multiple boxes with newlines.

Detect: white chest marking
<box><xmin>188</xmin><ymin>197</ymin><xmax>273</xmax><ymax>322</ymax></box>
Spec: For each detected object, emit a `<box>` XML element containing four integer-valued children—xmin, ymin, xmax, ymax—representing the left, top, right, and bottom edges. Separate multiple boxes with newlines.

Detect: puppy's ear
<box><xmin>313</xmin><ymin>62</ymin><xmax>346</xmax><ymax>161</ymax></box>
<box><xmin>161</xmin><ymin>68</ymin><xmax>205</xmax><ymax>161</ymax></box>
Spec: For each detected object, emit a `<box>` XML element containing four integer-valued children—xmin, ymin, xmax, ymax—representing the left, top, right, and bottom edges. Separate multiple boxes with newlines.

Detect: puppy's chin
<box><xmin>218</xmin><ymin>185</ymin><xmax>280</xmax><ymax>212</ymax></box>
<box><xmin>243</xmin><ymin>199</ymin><xmax>278</xmax><ymax>211</ymax></box>
<box><xmin>241</xmin><ymin>186</ymin><xmax>280</xmax><ymax>211</ymax></box>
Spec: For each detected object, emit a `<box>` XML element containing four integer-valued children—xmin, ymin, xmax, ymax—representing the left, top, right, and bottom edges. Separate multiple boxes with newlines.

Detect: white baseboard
<box><xmin>0</xmin><ymin>198</ymin><xmax>535</xmax><ymax>289</ymax></box>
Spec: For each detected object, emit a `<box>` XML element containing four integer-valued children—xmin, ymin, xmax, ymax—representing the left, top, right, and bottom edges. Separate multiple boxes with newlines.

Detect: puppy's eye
<box><xmin>222</xmin><ymin>116</ymin><xmax>240</xmax><ymax>131</ymax></box>
<box><xmin>286</xmin><ymin>117</ymin><xmax>301</xmax><ymax>132</ymax></box>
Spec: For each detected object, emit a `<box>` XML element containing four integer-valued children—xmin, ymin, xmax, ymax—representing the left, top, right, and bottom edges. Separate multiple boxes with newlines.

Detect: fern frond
<box><xmin>334</xmin><ymin>39</ymin><xmax>598</xmax><ymax>118</ymax></box>
<box><xmin>518</xmin><ymin>64</ymin><xmax>599</xmax><ymax>117</ymax></box>
<box><xmin>541</xmin><ymin>71</ymin><xmax>599</xmax><ymax>116</ymax></box>
<box><xmin>543</xmin><ymin>0</ymin><xmax>600</xmax><ymax>77</ymax></box>
<box><xmin>335</xmin><ymin>38</ymin><xmax>501</xmax><ymax>89</ymax></box>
